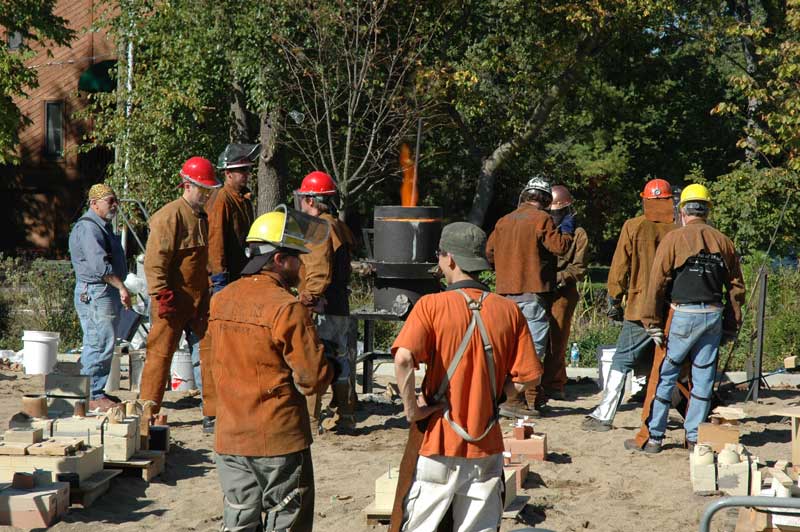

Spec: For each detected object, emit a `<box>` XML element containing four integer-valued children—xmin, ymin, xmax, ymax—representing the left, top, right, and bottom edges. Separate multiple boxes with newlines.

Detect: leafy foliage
<box><xmin>0</xmin><ymin>0</ymin><xmax>74</xmax><ymax>164</ymax></box>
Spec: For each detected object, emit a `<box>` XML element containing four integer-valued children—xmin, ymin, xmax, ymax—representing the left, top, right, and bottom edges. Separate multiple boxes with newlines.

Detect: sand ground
<box><xmin>0</xmin><ymin>370</ymin><xmax>796</xmax><ymax>532</ymax></box>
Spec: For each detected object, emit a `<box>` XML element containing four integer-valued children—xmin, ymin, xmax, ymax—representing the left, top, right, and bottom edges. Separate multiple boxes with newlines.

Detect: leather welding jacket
<box><xmin>298</xmin><ymin>212</ymin><xmax>355</xmax><ymax>316</ymax></box>
<box><xmin>486</xmin><ymin>203</ymin><xmax>573</xmax><ymax>295</ymax></box>
<box><xmin>144</xmin><ymin>197</ymin><xmax>210</xmax><ymax>313</ymax></box>
<box><xmin>641</xmin><ymin>219</ymin><xmax>745</xmax><ymax>334</ymax></box>
<box><xmin>607</xmin><ymin>199</ymin><xmax>677</xmax><ymax>322</ymax></box>
<box><xmin>206</xmin><ymin>183</ymin><xmax>254</xmax><ymax>281</ymax></box>
<box><xmin>556</xmin><ymin>227</ymin><xmax>589</xmax><ymax>286</ymax></box>
<box><xmin>210</xmin><ymin>271</ymin><xmax>334</xmax><ymax>457</ymax></box>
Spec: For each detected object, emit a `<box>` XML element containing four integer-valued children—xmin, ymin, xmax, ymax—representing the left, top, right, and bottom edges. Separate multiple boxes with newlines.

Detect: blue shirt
<box><xmin>68</xmin><ymin>209</ymin><xmax>128</xmax><ymax>284</ymax></box>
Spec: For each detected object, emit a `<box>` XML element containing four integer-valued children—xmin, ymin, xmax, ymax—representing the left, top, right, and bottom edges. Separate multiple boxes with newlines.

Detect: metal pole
<box><xmin>699</xmin><ymin>496</ymin><xmax>800</xmax><ymax>532</ymax></box>
<box><xmin>748</xmin><ymin>267</ymin><xmax>768</xmax><ymax>402</ymax></box>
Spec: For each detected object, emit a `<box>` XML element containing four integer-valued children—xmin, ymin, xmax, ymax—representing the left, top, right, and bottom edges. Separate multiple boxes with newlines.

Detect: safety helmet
<box><xmin>640</xmin><ymin>178</ymin><xmax>672</xmax><ymax>199</ymax></box>
<box><xmin>217</xmin><ymin>143</ymin><xmax>260</xmax><ymax>170</ymax></box>
<box><xmin>521</xmin><ymin>176</ymin><xmax>552</xmax><ymax>199</ymax></box>
<box><xmin>180</xmin><ymin>157</ymin><xmax>221</xmax><ymax>189</ymax></box>
<box><xmin>296</xmin><ymin>171</ymin><xmax>337</xmax><ymax>196</ymax></box>
<box><xmin>679</xmin><ymin>183</ymin><xmax>712</xmax><ymax>207</ymax></box>
<box><xmin>550</xmin><ymin>185</ymin><xmax>573</xmax><ymax>210</ymax></box>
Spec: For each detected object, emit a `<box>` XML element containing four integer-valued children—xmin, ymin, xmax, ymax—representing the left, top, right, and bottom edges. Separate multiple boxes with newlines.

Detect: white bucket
<box><xmin>104</xmin><ymin>352</ymin><xmax>121</xmax><ymax>392</ymax></box>
<box><xmin>169</xmin><ymin>351</ymin><xmax>196</xmax><ymax>391</ymax></box>
<box><xmin>22</xmin><ymin>331</ymin><xmax>59</xmax><ymax>375</ymax></box>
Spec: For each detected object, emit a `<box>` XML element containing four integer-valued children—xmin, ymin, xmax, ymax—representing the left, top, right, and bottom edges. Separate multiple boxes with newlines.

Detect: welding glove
<box><xmin>606</xmin><ymin>295</ymin><xmax>624</xmax><ymax>322</ymax></box>
<box><xmin>646</xmin><ymin>326</ymin><xmax>665</xmax><ymax>347</ymax></box>
<box><xmin>210</xmin><ymin>272</ymin><xmax>229</xmax><ymax>294</ymax></box>
<box><xmin>155</xmin><ymin>288</ymin><xmax>177</xmax><ymax>319</ymax></box>
<box><xmin>559</xmin><ymin>213</ymin><xmax>576</xmax><ymax>235</ymax></box>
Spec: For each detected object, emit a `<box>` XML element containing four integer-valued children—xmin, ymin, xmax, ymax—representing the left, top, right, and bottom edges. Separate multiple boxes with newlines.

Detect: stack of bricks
<box><xmin>45</xmin><ymin>374</ymin><xmax>90</xmax><ymax>417</ymax></box>
<box><xmin>0</xmin><ymin>481</ymin><xmax>70</xmax><ymax>528</ymax></box>
<box><xmin>51</xmin><ymin>414</ymin><xmax>140</xmax><ymax>461</ymax></box>
<box><xmin>502</xmin><ymin>420</ymin><xmax>547</xmax><ymax>462</ymax></box>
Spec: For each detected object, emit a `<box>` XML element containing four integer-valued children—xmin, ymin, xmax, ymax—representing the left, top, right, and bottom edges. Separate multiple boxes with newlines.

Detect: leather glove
<box><xmin>299</xmin><ymin>291</ymin><xmax>317</xmax><ymax>308</ymax></box>
<box><xmin>606</xmin><ymin>295</ymin><xmax>623</xmax><ymax>322</ymax></box>
<box><xmin>559</xmin><ymin>213</ymin><xmax>576</xmax><ymax>235</ymax></box>
<box><xmin>646</xmin><ymin>326</ymin><xmax>665</xmax><ymax>347</ymax></box>
<box><xmin>210</xmin><ymin>272</ymin><xmax>229</xmax><ymax>294</ymax></box>
<box><xmin>155</xmin><ymin>288</ymin><xmax>177</xmax><ymax>319</ymax></box>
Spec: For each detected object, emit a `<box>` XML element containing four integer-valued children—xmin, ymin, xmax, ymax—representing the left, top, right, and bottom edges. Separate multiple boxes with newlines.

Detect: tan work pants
<box><xmin>139</xmin><ymin>300</ymin><xmax>208</xmax><ymax>413</ymax></box>
<box><xmin>542</xmin><ymin>283</ymin><xmax>580</xmax><ymax>395</ymax></box>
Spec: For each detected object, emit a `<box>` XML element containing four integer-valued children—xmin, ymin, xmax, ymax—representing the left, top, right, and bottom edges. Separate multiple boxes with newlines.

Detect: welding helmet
<box><xmin>641</xmin><ymin>178</ymin><xmax>672</xmax><ymax>199</ymax></box>
<box><xmin>217</xmin><ymin>143</ymin><xmax>260</xmax><ymax>170</ymax></box>
<box><xmin>180</xmin><ymin>157</ymin><xmax>221</xmax><ymax>189</ymax></box>
<box><xmin>241</xmin><ymin>205</ymin><xmax>330</xmax><ymax>275</ymax></box>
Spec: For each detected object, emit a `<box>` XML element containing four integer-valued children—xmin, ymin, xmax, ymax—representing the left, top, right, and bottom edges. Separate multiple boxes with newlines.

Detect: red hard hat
<box><xmin>641</xmin><ymin>178</ymin><xmax>672</xmax><ymax>199</ymax></box>
<box><xmin>296</xmin><ymin>171</ymin><xmax>337</xmax><ymax>196</ymax></box>
<box><xmin>180</xmin><ymin>156</ymin><xmax>221</xmax><ymax>189</ymax></box>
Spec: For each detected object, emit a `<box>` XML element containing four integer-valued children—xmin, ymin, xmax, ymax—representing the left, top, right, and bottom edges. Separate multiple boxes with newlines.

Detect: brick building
<box><xmin>1</xmin><ymin>1</ymin><xmax>115</xmax><ymax>255</ymax></box>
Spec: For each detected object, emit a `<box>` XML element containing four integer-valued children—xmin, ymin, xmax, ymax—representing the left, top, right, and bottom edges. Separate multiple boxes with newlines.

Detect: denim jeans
<box><xmin>516</xmin><ymin>298</ymin><xmax>551</xmax><ymax>360</ymax></box>
<box><xmin>609</xmin><ymin>320</ymin><xmax>655</xmax><ymax>373</ymax></box>
<box><xmin>74</xmin><ymin>282</ymin><xmax>120</xmax><ymax>399</ymax></box>
<box><xmin>647</xmin><ymin>305</ymin><xmax>723</xmax><ymax>442</ymax></box>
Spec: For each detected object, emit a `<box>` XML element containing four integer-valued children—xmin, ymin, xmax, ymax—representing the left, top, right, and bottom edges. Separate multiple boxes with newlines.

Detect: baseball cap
<box><xmin>439</xmin><ymin>222</ymin><xmax>491</xmax><ymax>273</ymax></box>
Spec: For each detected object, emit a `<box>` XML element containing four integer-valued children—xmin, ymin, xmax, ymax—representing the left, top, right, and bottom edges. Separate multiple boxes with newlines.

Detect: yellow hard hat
<box><xmin>679</xmin><ymin>183</ymin><xmax>712</xmax><ymax>207</ymax></box>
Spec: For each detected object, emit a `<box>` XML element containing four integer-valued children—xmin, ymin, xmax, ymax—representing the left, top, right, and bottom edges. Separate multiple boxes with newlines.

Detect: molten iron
<box><xmin>399</xmin><ymin>143</ymin><xmax>418</xmax><ymax>207</ymax></box>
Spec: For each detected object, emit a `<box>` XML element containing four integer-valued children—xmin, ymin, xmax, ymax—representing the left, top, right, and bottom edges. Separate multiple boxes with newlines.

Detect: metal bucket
<box><xmin>129</xmin><ymin>350</ymin><xmax>146</xmax><ymax>391</ymax></box>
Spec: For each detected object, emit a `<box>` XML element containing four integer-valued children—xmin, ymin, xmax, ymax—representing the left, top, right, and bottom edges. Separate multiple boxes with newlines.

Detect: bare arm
<box><xmin>102</xmin><ymin>274</ymin><xmax>131</xmax><ymax>309</ymax></box>
<box><xmin>394</xmin><ymin>347</ymin><xmax>444</xmax><ymax>422</ymax></box>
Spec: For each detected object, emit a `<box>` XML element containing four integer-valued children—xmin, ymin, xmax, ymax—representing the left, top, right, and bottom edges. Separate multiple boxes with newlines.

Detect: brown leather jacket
<box><xmin>556</xmin><ymin>227</ymin><xmax>589</xmax><ymax>287</ymax></box>
<box><xmin>206</xmin><ymin>183</ymin><xmax>254</xmax><ymax>281</ymax></box>
<box><xmin>607</xmin><ymin>201</ymin><xmax>677</xmax><ymax>322</ymax></box>
<box><xmin>641</xmin><ymin>219</ymin><xmax>745</xmax><ymax>333</ymax></box>
<box><xmin>144</xmin><ymin>197</ymin><xmax>210</xmax><ymax>313</ymax></box>
<box><xmin>210</xmin><ymin>271</ymin><xmax>333</xmax><ymax>457</ymax></box>
<box><xmin>298</xmin><ymin>212</ymin><xmax>355</xmax><ymax>316</ymax></box>
<box><xmin>486</xmin><ymin>203</ymin><xmax>573</xmax><ymax>295</ymax></box>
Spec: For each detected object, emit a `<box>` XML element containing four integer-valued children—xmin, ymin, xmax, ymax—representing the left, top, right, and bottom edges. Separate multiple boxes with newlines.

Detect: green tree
<box><xmin>0</xmin><ymin>0</ymin><xmax>74</xmax><ymax>164</ymax></box>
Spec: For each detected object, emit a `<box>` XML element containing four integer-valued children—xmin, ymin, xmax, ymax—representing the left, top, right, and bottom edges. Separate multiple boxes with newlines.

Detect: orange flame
<box><xmin>399</xmin><ymin>143</ymin><xmax>418</xmax><ymax>207</ymax></box>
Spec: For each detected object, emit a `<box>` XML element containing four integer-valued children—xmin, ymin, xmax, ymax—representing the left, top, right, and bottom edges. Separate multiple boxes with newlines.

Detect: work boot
<box><xmin>322</xmin><ymin>382</ymin><xmax>356</xmax><ymax>434</ymax></box>
<box><xmin>624</xmin><ymin>438</ymin><xmax>662</xmax><ymax>454</ymax></box>
<box><xmin>581</xmin><ymin>416</ymin><xmax>612</xmax><ymax>432</ymax></box>
<box><xmin>546</xmin><ymin>389</ymin><xmax>566</xmax><ymax>401</ymax></box>
<box><xmin>89</xmin><ymin>396</ymin><xmax>118</xmax><ymax>413</ymax></box>
<box><xmin>499</xmin><ymin>395</ymin><xmax>539</xmax><ymax>419</ymax></box>
<box><xmin>321</xmin><ymin>412</ymin><xmax>356</xmax><ymax>434</ymax></box>
<box><xmin>202</xmin><ymin>416</ymin><xmax>215</xmax><ymax>434</ymax></box>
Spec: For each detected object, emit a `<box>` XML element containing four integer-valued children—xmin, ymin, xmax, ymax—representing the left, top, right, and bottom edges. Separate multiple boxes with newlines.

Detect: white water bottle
<box><xmin>570</xmin><ymin>343</ymin><xmax>580</xmax><ymax>368</ymax></box>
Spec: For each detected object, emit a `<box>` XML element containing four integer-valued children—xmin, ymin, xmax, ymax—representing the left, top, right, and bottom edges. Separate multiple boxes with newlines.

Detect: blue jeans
<box><xmin>647</xmin><ymin>306</ymin><xmax>723</xmax><ymax>442</ymax></box>
<box><xmin>609</xmin><ymin>320</ymin><xmax>655</xmax><ymax>373</ymax></box>
<box><xmin>516</xmin><ymin>298</ymin><xmax>550</xmax><ymax>360</ymax></box>
<box><xmin>74</xmin><ymin>282</ymin><xmax>121</xmax><ymax>399</ymax></box>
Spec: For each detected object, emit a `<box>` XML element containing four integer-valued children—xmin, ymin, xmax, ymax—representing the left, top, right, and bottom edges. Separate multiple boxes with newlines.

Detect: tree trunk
<box><xmin>729</xmin><ymin>0</ymin><xmax>759</xmax><ymax>161</ymax></box>
<box><xmin>467</xmin><ymin>35</ymin><xmax>600</xmax><ymax>226</ymax></box>
<box><xmin>257</xmin><ymin>107</ymin><xmax>283</xmax><ymax>215</ymax></box>
<box><xmin>229</xmin><ymin>78</ymin><xmax>253</xmax><ymax>143</ymax></box>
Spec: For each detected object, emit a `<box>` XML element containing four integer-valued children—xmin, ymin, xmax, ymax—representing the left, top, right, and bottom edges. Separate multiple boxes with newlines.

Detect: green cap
<box><xmin>439</xmin><ymin>222</ymin><xmax>491</xmax><ymax>273</ymax></box>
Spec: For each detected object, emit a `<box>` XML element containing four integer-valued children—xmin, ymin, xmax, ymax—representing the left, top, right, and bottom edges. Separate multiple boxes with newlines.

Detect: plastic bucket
<box><xmin>169</xmin><ymin>351</ymin><xmax>196</xmax><ymax>391</ymax></box>
<box><xmin>104</xmin><ymin>352</ymin><xmax>121</xmax><ymax>392</ymax></box>
<box><xmin>22</xmin><ymin>330</ymin><xmax>59</xmax><ymax>375</ymax></box>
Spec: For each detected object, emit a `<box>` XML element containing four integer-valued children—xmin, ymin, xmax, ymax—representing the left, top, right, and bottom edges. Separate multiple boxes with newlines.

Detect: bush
<box><xmin>0</xmin><ymin>255</ymin><xmax>82</xmax><ymax>351</ymax></box>
<box><xmin>722</xmin><ymin>254</ymin><xmax>800</xmax><ymax>372</ymax></box>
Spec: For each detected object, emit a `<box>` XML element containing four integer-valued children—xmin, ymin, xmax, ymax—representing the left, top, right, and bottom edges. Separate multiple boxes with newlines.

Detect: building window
<box><xmin>7</xmin><ymin>31</ymin><xmax>23</xmax><ymax>51</ymax></box>
<box><xmin>44</xmin><ymin>101</ymin><xmax>64</xmax><ymax>158</ymax></box>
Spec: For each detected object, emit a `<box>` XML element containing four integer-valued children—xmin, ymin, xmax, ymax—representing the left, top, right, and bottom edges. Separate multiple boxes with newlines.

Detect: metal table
<box><xmin>351</xmin><ymin>307</ymin><xmax>406</xmax><ymax>393</ymax></box>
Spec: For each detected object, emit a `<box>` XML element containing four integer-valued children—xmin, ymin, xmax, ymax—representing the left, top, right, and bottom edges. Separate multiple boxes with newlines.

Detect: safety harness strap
<box><xmin>433</xmin><ymin>290</ymin><xmax>497</xmax><ymax>443</ymax></box>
